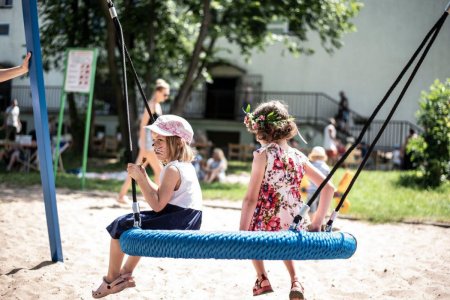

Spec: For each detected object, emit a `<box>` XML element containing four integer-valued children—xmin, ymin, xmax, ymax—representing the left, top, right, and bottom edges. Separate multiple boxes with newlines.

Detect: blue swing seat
<box><xmin>120</xmin><ymin>228</ymin><xmax>357</xmax><ymax>260</ymax></box>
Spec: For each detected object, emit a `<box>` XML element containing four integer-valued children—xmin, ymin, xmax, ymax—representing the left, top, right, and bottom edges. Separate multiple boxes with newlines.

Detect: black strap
<box><xmin>293</xmin><ymin>11</ymin><xmax>449</xmax><ymax>228</ymax></box>
<box><xmin>107</xmin><ymin>0</ymin><xmax>141</xmax><ymax>227</ymax></box>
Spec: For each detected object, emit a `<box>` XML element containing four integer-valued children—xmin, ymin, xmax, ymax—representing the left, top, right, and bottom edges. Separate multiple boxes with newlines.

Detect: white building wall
<box><xmin>1</xmin><ymin>0</ymin><xmax>449</xmax><ymax>126</ymax></box>
<box><xmin>0</xmin><ymin>1</ymin><xmax>62</xmax><ymax>86</ymax></box>
<box><xmin>215</xmin><ymin>0</ymin><xmax>450</xmax><ymax>124</ymax></box>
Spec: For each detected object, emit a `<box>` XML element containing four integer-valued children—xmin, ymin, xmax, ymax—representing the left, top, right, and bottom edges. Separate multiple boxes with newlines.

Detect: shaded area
<box><xmin>4</xmin><ymin>260</ymin><xmax>55</xmax><ymax>276</ymax></box>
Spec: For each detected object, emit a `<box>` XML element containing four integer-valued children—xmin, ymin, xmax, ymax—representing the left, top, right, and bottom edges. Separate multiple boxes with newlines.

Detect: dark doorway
<box><xmin>0</xmin><ymin>78</ymin><xmax>12</xmax><ymax>112</ymax></box>
<box><xmin>205</xmin><ymin>77</ymin><xmax>238</xmax><ymax>120</ymax></box>
<box><xmin>206</xmin><ymin>130</ymin><xmax>240</xmax><ymax>157</ymax></box>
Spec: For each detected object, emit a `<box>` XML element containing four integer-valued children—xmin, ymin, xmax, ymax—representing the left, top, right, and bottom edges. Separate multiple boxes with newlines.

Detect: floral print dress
<box><xmin>249</xmin><ymin>143</ymin><xmax>309</xmax><ymax>232</ymax></box>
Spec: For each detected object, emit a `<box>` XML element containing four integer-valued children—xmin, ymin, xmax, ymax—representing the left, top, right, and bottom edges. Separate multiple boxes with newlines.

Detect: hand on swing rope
<box><xmin>128</xmin><ymin>158</ymin><xmax>147</xmax><ymax>181</ymax></box>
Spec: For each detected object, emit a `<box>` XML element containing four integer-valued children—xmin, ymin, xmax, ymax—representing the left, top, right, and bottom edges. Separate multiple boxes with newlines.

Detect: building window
<box><xmin>0</xmin><ymin>24</ymin><xmax>9</xmax><ymax>35</ymax></box>
<box><xmin>0</xmin><ymin>0</ymin><xmax>13</xmax><ymax>8</ymax></box>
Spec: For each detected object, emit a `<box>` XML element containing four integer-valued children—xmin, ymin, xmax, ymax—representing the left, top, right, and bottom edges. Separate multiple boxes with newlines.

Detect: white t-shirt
<box><xmin>6</xmin><ymin>106</ymin><xmax>20</xmax><ymax>128</ymax></box>
<box><xmin>161</xmin><ymin>160</ymin><xmax>202</xmax><ymax>210</ymax></box>
<box><xmin>323</xmin><ymin>124</ymin><xmax>337</xmax><ymax>151</ymax></box>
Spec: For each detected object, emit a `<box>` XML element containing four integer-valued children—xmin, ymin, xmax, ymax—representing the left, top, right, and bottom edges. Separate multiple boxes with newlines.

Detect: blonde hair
<box><xmin>213</xmin><ymin>148</ymin><xmax>225</xmax><ymax>161</ymax></box>
<box><xmin>245</xmin><ymin>100</ymin><xmax>298</xmax><ymax>143</ymax></box>
<box><xmin>165</xmin><ymin>136</ymin><xmax>194</xmax><ymax>162</ymax></box>
<box><xmin>155</xmin><ymin>78</ymin><xmax>170</xmax><ymax>91</ymax></box>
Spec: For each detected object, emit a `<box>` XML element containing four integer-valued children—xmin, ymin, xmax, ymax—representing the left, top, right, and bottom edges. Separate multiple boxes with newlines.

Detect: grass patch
<box><xmin>346</xmin><ymin>170</ymin><xmax>450</xmax><ymax>223</ymax></box>
<box><xmin>201</xmin><ymin>182</ymin><xmax>247</xmax><ymax>201</ymax></box>
<box><xmin>1</xmin><ymin>159</ymin><xmax>449</xmax><ymax>224</ymax></box>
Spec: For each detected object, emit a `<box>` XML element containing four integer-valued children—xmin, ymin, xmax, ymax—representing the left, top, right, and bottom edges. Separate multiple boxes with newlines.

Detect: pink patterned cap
<box><xmin>145</xmin><ymin>114</ymin><xmax>193</xmax><ymax>144</ymax></box>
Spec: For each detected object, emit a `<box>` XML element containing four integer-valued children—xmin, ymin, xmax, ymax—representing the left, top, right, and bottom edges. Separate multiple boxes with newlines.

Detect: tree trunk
<box><xmin>144</xmin><ymin>0</ymin><xmax>157</xmax><ymax>95</ymax></box>
<box><xmin>171</xmin><ymin>0</ymin><xmax>211</xmax><ymax>115</ymax></box>
<box><xmin>66</xmin><ymin>0</ymin><xmax>83</xmax><ymax>152</ymax></box>
<box><xmin>67</xmin><ymin>93</ymin><xmax>83</xmax><ymax>152</ymax></box>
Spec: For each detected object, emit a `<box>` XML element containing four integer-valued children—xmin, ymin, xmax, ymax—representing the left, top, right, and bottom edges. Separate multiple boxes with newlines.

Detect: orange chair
<box><xmin>333</xmin><ymin>170</ymin><xmax>353</xmax><ymax>214</ymax></box>
<box><xmin>300</xmin><ymin>171</ymin><xmax>353</xmax><ymax>214</ymax></box>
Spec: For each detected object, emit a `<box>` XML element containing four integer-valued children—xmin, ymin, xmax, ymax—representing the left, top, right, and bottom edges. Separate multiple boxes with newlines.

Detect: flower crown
<box><xmin>243</xmin><ymin>104</ymin><xmax>294</xmax><ymax>131</ymax></box>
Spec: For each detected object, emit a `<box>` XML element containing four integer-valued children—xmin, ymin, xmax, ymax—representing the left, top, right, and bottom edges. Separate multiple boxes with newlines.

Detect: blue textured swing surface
<box><xmin>120</xmin><ymin>228</ymin><xmax>357</xmax><ymax>260</ymax></box>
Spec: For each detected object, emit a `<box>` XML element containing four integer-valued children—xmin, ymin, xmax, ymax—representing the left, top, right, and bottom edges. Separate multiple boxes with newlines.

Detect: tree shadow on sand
<box><xmin>3</xmin><ymin>260</ymin><xmax>56</xmax><ymax>276</ymax></box>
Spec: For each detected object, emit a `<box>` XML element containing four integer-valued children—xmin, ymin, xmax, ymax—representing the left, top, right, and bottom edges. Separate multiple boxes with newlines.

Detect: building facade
<box><xmin>1</xmin><ymin>0</ymin><xmax>449</xmax><ymax>152</ymax></box>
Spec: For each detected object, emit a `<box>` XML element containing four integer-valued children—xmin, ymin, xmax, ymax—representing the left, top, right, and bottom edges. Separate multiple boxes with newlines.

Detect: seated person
<box><xmin>192</xmin><ymin>147</ymin><xmax>205</xmax><ymax>180</ymax></box>
<box><xmin>0</xmin><ymin>142</ymin><xmax>27</xmax><ymax>172</ymax></box>
<box><xmin>203</xmin><ymin>148</ymin><xmax>227</xmax><ymax>183</ymax></box>
<box><xmin>0</xmin><ymin>143</ymin><xmax>14</xmax><ymax>167</ymax></box>
<box><xmin>6</xmin><ymin>148</ymin><xmax>25</xmax><ymax>171</ymax></box>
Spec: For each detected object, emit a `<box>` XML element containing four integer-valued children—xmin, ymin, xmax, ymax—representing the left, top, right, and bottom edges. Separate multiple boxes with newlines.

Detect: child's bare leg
<box><xmin>120</xmin><ymin>256</ymin><xmax>141</xmax><ymax>275</ymax></box>
<box><xmin>6</xmin><ymin>151</ymin><xmax>19</xmax><ymax>171</ymax></box>
<box><xmin>106</xmin><ymin>239</ymin><xmax>126</xmax><ymax>282</ymax></box>
<box><xmin>118</xmin><ymin>177</ymin><xmax>132</xmax><ymax>203</ymax></box>
<box><xmin>252</xmin><ymin>260</ymin><xmax>270</xmax><ymax>284</ymax></box>
<box><xmin>205</xmin><ymin>168</ymin><xmax>220</xmax><ymax>183</ymax></box>
<box><xmin>283</xmin><ymin>260</ymin><xmax>299</xmax><ymax>282</ymax></box>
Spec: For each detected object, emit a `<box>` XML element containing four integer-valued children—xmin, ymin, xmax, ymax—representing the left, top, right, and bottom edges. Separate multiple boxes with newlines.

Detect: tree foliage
<box><xmin>39</xmin><ymin>0</ymin><xmax>362</xmax><ymax>152</ymax></box>
<box><xmin>408</xmin><ymin>79</ymin><xmax>450</xmax><ymax>187</ymax></box>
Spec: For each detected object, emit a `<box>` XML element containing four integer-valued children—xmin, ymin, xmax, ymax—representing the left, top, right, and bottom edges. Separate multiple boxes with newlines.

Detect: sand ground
<box><xmin>0</xmin><ymin>185</ymin><xmax>449</xmax><ymax>299</ymax></box>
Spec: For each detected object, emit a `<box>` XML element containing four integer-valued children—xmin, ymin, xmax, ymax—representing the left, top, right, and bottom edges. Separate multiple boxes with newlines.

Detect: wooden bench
<box><xmin>228</xmin><ymin>143</ymin><xmax>255</xmax><ymax>161</ymax></box>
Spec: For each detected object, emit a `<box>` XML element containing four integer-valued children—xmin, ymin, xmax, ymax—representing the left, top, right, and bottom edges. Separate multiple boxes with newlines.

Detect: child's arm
<box><xmin>239</xmin><ymin>151</ymin><xmax>266</xmax><ymax>230</ymax></box>
<box><xmin>304</xmin><ymin>161</ymin><xmax>335</xmax><ymax>231</ymax></box>
<box><xmin>127</xmin><ymin>163</ymin><xmax>180</xmax><ymax>212</ymax></box>
<box><xmin>0</xmin><ymin>53</ymin><xmax>31</xmax><ymax>83</ymax></box>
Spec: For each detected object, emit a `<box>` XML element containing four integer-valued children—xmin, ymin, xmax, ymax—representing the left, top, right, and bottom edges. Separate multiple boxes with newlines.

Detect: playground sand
<box><xmin>0</xmin><ymin>185</ymin><xmax>449</xmax><ymax>299</ymax></box>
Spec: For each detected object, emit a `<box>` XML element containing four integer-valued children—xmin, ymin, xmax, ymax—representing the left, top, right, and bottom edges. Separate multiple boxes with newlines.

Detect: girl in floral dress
<box><xmin>239</xmin><ymin>101</ymin><xmax>335</xmax><ymax>300</ymax></box>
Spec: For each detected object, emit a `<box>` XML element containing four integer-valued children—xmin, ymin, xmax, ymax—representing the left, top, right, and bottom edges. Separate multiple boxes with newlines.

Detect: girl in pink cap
<box><xmin>93</xmin><ymin>115</ymin><xmax>202</xmax><ymax>298</ymax></box>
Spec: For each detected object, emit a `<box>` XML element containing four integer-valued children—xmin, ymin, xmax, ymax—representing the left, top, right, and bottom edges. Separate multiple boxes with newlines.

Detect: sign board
<box><xmin>64</xmin><ymin>49</ymin><xmax>96</xmax><ymax>93</ymax></box>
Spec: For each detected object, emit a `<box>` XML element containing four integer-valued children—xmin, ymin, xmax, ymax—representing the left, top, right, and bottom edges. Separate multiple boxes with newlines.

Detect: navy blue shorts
<box><xmin>106</xmin><ymin>204</ymin><xmax>202</xmax><ymax>239</ymax></box>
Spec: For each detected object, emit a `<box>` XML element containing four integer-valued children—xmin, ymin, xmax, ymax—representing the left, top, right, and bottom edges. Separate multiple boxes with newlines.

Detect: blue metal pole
<box><xmin>22</xmin><ymin>0</ymin><xmax>63</xmax><ymax>262</ymax></box>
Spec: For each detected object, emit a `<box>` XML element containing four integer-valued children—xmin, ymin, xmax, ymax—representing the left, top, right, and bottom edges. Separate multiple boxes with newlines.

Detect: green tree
<box><xmin>39</xmin><ymin>0</ymin><xmax>362</xmax><ymax>153</ymax></box>
<box><xmin>408</xmin><ymin>79</ymin><xmax>450</xmax><ymax>187</ymax></box>
<box><xmin>171</xmin><ymin>0</ymin><xmax>363</xmax><ymax>114</ymax></box>
<box><xmin>40</xmin><ymin>0</ymin><xmax>107</xmax><ymax>152</ymax></box>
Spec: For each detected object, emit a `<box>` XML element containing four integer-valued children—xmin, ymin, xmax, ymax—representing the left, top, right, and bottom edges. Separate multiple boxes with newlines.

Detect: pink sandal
<box><xmin>92</xmin><ymin>273</ymin><xmax>136</xmax><ymax>298</ymax></box>
<box><xmin>289</xmin><ymin>280</ymin><xmax>305</xmax><ymax>300</ymax></box>
<box><xmin>253</xmin><ymin>274</ymin><xmax>274</xmax><ymax>296</ymax></box>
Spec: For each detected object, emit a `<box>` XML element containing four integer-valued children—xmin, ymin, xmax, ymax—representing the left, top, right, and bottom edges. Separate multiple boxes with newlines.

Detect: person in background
<box><xmin>192</xmin><ymin>147</ymin><xmax>205</xmax><ymax>180</ymax></box>
<box><xmin>392</xmin><ymin>145</ymin><xmax>402</xmax><ymax>170</ymax></box>
<box><xmin>2</xmin><ymin>99</ymin><xmax>21</xmax><ymax>142</ymax></box>
<box><xmin>401</xmin><ymin>128</ymin><xmax>418</xmax><ymax>170</ymax></box>
<box><xmin>117</xmin><ymin>79</ymin><xmax>170</xmax><ymax>204</ymax></box>
<box><xmin>323</xmin><ymin>118</ymin><xmax>338</xmax><ymax>166</ymax></box>
<box><xmin>203</xmin><ymin>148</ymin><xmax>227</xmax><ymax>183</ymax></box>
<box><xmin>0</xmin><ymin>52</ymin><xmax>31</xmax><ymax>83</ymax></box>
<box><xmin>307</xmin><ymin>146</ymin><xmax>331</xmax><ymax>220</ymax></box>
<box><xmin>335</xmin><ymin>91</ymin><xmax>351</xmax><ymax>133</ymax></box>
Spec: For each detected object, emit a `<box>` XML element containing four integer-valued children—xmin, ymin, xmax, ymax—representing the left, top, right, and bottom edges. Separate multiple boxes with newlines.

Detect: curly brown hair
<box><xmin>244</xmin><ymin>100</ymin><xmax>298</xmax><ymax>142</ymax></box>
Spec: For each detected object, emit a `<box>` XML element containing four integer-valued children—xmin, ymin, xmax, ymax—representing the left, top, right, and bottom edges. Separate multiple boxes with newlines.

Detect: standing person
<box><xmin>117</xmin><ymin>79</ymin><xmax>170</xmax><ymax>204</ymax></box>
<box><xmin>92</xmin><ymin>115</ymin><xmax>202</xmax><ymax>298</ymax></box>
<box><xmin>0</xmin><ymin>52</ymin><xmax>31</xmax><ymax>83</ymax></box>
<box><xmin>392</xmin><ymin>145</ymin><xmax>402</xmax><ymax>170</ymax></box>
<box><xmin>401</xmin><ymin>128</ymin><xmax>418</xmax><ymax>170</ymax></box>
<box><xmin>2</xmin><ymin>99</ymin><xmax>21</xmax><ymax>141</ymax></box>
<box><xmin>307</xmin><ymin>146</ymin><xmax>331</xmax><ymax>219</ymax></box>
<box><xmin>323</xmin><ymin>118</ymin><xmax>338</xmax><ymax>165</ymax></box>
<box><xmin>203</xmin><ymin>148</ymin><xmax>227</xmax><ymax>183</ymax></box>
<box><xmin>336</xmin><ymin>91</ymin><xmax>350</xmax><ymax>133</ymax></box>
<box><xmin>240</xmin><ymin>101</ymin><xmax>335</xmax><ymax>300</ymax></box>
